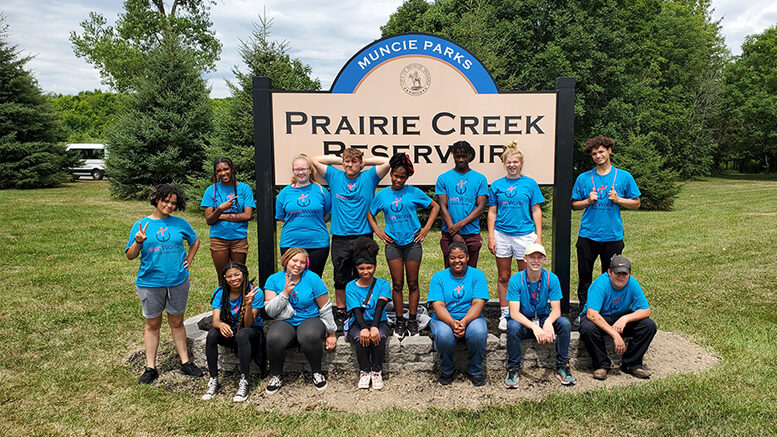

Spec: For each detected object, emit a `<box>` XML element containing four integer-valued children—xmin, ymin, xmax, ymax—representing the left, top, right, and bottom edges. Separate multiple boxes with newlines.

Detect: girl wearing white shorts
<box><xmin>487</xmin><ymin>141</ymin><xmax>545</xmax><ymax>331</ymax></box>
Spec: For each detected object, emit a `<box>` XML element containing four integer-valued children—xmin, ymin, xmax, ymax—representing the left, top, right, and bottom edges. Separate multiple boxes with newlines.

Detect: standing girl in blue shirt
<box><xmin>202</xmin><ymin>262</ymin><xmax>265</xmax><ymax>402</ymax></box>
<box><xmin>275</xmin><ymin>154</ymin><xmax>332</xmax><ymax>277</ymax></box>
<box><xmin>368</xmin><ymin>153</ymin><xmax>440</xmax><ymax>338</ymax></box>
<box><xmin>201</xmin><ymin>157</ymin><xmax>256</xmax><ymax>280</ymax></box>
<box><xmin>344</xmin><ymin>237</ymin><xmax>391</xmax><ymax>389</ymax></box>
<box><xmin>487</xmin><ymin>141</ymin><xmax>544</xmax><ymax>331</ymax></box>
<box><xmin>125</xmin><ymin>184</ymin><xmax>202</xmax><ymax>384</ymax></box>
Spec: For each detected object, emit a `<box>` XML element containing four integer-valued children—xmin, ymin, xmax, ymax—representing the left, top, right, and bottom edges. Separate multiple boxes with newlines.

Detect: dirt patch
<box><xmin>124</xmin><ymin>330</ymin><xmax>718</xmax><ymax>411</ymax></box>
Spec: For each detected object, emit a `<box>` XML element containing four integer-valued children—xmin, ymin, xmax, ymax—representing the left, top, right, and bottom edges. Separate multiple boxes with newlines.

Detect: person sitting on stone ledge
<box><xmin>428</xmin><ymin>242</ymin><xmax>489</xmax><ymax>386</ymax></box>
<box><xmin>344</xmin><ymin>237</ymin><xmax>391</xmax><ymax>390</ymax></box>
<box><xmin>201</xmin><ymin>262</ymin><xmax>264</xmax><ymax>402</ymax></box>
<box><xmin>579</xmin><ymin>255</ymin><xmax>657</xmax><ymax>380</ymax></box>
<box><xmin>504</xmin><ymin>243</ymin><xmax>575</xmax><ymax>389</ymax></box>
<box><xmin>263</xmin><ymin>248</ymin><xmax>337</xmax><ymax>394</ymax></box>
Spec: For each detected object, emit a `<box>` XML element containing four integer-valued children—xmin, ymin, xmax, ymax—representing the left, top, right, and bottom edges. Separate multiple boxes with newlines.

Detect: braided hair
<box><xmin>212</xmin><ymin>157</ymin><xmax>238</xmax><ymax>207</ymax></box>
<box><xmin>449</xmin><ymin>140</ymin><xmax>475</xmax><ymax>160</ymax></box>
<box><xmin>389</xmin><ymin>152</ymin><xmax>415</xmax><ymax>176</ymax></box>
<box><xmin>353</xmin><ymin>237</ymin><xmax>379</xmax><ymax>266</ymax></box>
<box><xmin>217</xmin><ymin>261</ymin><xmax>254</xmax><ymax>331</ymax></box>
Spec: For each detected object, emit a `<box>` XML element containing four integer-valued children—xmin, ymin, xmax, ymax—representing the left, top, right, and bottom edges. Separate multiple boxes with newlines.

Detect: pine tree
<box><xmin>107</xmin><ymin>39</ymin><xmax>211</xmax><ymax>198</ymax></box>
<box><xmin>0</xmin><ymin>17</ymin><xmax>76</xmax><ymax>189</ymax></box>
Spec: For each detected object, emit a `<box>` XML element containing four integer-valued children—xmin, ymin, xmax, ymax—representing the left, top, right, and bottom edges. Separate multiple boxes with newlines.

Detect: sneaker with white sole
<box><xmin>265</xmin><ymin>375</ymin><xmax>282</xmax><ymax>394</ymax></box>
<box><xmin>555</xmin><ymin>366</ymin><xmax>576</xmax><ymax>385</ymax></box>
<box><xmin>371</xmin><ymin>371</ymin><xmax>384</xmax><ymax>390</ymax></box>
<box><xmin>358</xmin><ymin>371</ymin><xmax>371</xmax><ymax>389</ymax></box>
<box><xmin>233</xmin><ymin>374</ymin><xmax>250</xmax><ymax>402</ymax></box>
<box><xmin>393</xmin><ymin>318</ymin><xmax>407</xmax><ymax>338</ymax></box>
<box><xmin>313</xmin><ymin>372</ymin><xmax>328</xmax><ymax>391</ymax></box>
<box><xmin>201</xmin><ymin>377</ymin><xmax>220</xmax><ymax>400</ymax></box>
<box><xmin>504</xmin><ymin>368</ymin><xmax>519</xmax><ymax>389</ymax></box>
<box><xmin>498</xmin><ymin>316</ymin><xmax>508</xmax><ymax>331</ymax></box>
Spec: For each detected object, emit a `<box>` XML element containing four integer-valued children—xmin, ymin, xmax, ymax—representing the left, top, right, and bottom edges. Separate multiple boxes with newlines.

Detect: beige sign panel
<box><xmin>272</xmin><ymin>55</ymin><xmax>557</xmax><ymax>185</ymax></box>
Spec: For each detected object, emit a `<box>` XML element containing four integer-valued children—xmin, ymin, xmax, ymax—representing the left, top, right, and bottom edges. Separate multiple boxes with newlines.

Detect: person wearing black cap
<box><xmin>344</xmin><ymin>237</ymin><xmax>392</xmax><ymax>389</ymax></box>
<box><xmin>578</xmin><ymin>255</ymin><xmax>657</xmax><ymax>380</ymax></box>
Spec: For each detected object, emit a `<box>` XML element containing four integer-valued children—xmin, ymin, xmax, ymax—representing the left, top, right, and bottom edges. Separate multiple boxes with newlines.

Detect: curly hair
<box><xmin>389</xmin><ymin>152</ymin><xmax>415</xmax><ymax>176</ymax></box>
<box><xmin>450</xmin><ymin>140</ymin><xmax>475</xmax><ymax>160</ymax></box>
<box><xmin>149</xmin><ymin>183</ymin><xmax>186</xmax><ymax>211</ymax></box>
<box><xmin>353</xmin><ymin>237</ymin><xmax>379</xmax><ymax>266</ymax></box>
<box><xmin>583</xmin><ymin>135</ymin><xmax>615</xmax><ymax>155</ymax></box>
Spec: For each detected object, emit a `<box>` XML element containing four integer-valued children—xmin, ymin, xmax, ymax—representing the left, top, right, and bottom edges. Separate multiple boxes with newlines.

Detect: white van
<box><xmin>66</xmin><ymin>143</ymin><xmax>107</xmax><ymax>180</ymax></box>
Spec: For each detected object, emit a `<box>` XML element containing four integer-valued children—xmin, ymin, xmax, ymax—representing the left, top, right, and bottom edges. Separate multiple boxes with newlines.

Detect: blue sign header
<box><xmin>330</xmin><ymin>33</ymin><xmax>498</xmax><ymax>94</ymax></box>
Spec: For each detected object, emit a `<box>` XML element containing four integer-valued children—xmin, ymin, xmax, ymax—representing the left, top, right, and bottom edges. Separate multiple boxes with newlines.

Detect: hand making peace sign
<box><xmin>134</xmin><ymin>222</ymin><xmax>149</xmax><ymax>244</ymax></box>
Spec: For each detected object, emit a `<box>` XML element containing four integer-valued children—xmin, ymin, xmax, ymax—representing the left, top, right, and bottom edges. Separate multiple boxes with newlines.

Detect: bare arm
<box><xmin>438</xmin><ymin>193</ymin><xmax>454</xmax><ymax>230</ymax></box>
<box><xmin>369</xmin><ymin>158</ymin><xmax>391</xmax><ymax>179</ymax></box>
<box><xmin>531</xmin><ymin>203</ymin><xmax>543</xmax><ymax>244</ymax></box>
<box><xmin>183</xmin><ymin>238</ymin><xmax>200</xmax><ymax>270</ymax></box>
<box><xmin>367</xmin><ymin>211</ymin><xmax>393</xmax><ymax>244</ymax></box>
<box><xmin>414</xmin><ymin>200</ymin><xmax>440</xmax><ymax>243</ymax></box>
<box><xmin>312</xmin><ymin>155</ymin><xmax>339</xmax><ymax>177</ymax></box>
<box><xmin>487</xmin><ymin>205</ymin><xmax>497</xmax><ymax>255</ymax></box>
<box><xmin>453</xmin><ymin>195</ymin><xmax>487</xmax><ymax>231</ymax></box>
<box><xmin>431</xmin><ymin>301</ymin><xmax>456</xmax><ymax>328</ymax></box>
<box><xmin>461</xmin><ymin>298</ymin><xmax>486</xmax><ymax>326</ymax></box>
<box><xmin>616</xmin><ymin>196</ymin><xmax>641</xmax><ymax>210</ymax></box>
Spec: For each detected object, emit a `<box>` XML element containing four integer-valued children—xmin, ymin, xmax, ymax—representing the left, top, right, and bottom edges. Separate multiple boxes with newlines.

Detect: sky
<box><xmin>2</xmin><ymin>0</ymin><xmax>776</xmax><ymax>98</ymax></box>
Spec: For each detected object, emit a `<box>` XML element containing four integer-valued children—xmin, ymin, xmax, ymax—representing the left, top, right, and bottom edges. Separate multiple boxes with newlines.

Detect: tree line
<box><xmin>2</xmin><ymin>0</ymin><xmax>776</xmax><ymax>209</ymax></box>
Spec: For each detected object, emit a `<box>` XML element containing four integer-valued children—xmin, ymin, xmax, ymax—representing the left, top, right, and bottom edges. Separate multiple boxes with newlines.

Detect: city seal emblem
<box><xmin>400</xmin><ymin>63</ymin><xmax>431</xmax><ymax>96</ymax></box>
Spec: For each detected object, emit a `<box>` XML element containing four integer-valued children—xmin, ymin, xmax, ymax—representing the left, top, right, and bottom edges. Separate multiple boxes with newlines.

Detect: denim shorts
<box><xmin>385</xmin><ymin>241</ymin><xmax>423</xmax><ymax>261</ymax></box>
<box><xmin>135</xmin><ymin>276</ymin><xmax>190</xmax><ymax>318</ymax></box>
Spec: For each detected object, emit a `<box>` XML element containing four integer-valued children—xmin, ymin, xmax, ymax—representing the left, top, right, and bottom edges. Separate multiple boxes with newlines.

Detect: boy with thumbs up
<box><xmin>571</xmin><ymin>136</ymin><xmax>640</xmax><ymax>309</ymax></box>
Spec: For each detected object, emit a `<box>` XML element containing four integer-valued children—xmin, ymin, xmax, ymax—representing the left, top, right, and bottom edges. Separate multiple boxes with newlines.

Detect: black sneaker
<box><xmin>138</xmin><ymin>367</ymin><xmax>158</xmax><ymax>384</ymax></box>
<box><xmin>313</xmin><ymin>372</ymin><xmax>328</xmax><ymax>391</ymax></box>
<box><xmin>406</xmin><ymin>318</ymin><xmax>419</xmax><ymax>336</ymax></box>
<box><xmin>265</xmin><ymin>375</ymin><xmax>282</xmax><ymax>395</ymax></box>
<box><xmin>438</xmin><ymin>372</ymin><xmax>454</xmax><ymax>386</ymax></box>
<box><xmin>468</xmin><ymin>373</ymin><xmax>486</xmax><ymax>387</ymax></box>
<box><xmin>393</xmin><ymin>318</ymin><xmax>407</xmax><ymax>338</ymax></box>
<box><xmin>335</xmin><ymin>307</ymin><xmax>348</xmax><ymax>332</ymax></box>
<box><xmin>180</xmin><ymin>361</ymin><xmax>203</xmax><ymax>377</ymax></box>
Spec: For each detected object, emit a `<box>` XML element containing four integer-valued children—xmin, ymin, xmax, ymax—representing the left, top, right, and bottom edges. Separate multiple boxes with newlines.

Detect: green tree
<box><xmin>49</xmin><ymin>90</ymin><xmax>127</xmax><ymax>143</ymax></box>
<box><xmin>70</xmin><ymin>0</ymin><xmax>221</xmax><ymax>92</ymax></box>
<box><xmin>382</xmin><ymin>0</ymin><xmax>726</xmax><ymax>208</ymax></box>
<box><xmin>197</xmin><ymin>15</ymin><xmax>319</xmax><ymax>195</ymax></box>
<box><xmin>721</xmin><ymin>26</ymin><xmax>777</xmax><ymax>172</ymax></box>
<box><xmin>107</xmin><ymin>39</ymin><xmax>211</xmax><ymax>198</ymax></box>
<box><xmin>0</xmin><ymin>17</ymin><xmax>78</xmax><ymax>189</ymax></box>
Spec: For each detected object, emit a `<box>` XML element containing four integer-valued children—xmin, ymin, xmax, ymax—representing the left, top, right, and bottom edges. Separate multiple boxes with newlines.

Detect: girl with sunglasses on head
<box><xmin>368</xmin><ymin>153</ymin><xmax>440</xmax><ymax>338</ymax></box>
<box><xmin>201</xmin><ymin>262</ymin><xmax>265</xmax><ymax>402</ymax></box>
<box><xmin>201</xmin><ymin>157</ymin><xmax>256</xmax><ymax>280</ymax></box>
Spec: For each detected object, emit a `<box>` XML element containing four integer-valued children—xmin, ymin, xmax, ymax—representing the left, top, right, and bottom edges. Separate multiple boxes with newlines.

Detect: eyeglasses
<box><xmin>293</xmin><ymin>168</ymin><xmax>310</xmax><ymax>173</ymax></box>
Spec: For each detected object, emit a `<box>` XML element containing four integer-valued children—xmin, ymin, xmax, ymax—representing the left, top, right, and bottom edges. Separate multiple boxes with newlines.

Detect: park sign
<box><xmin>254</xmin><ymin>33</ymin><xmax>576</xmax><ymax>311</ymax></box>
<box><xmin>271</xmin><ymin>33</ymin><xmax>557</xmax><ymax>185</ymax></box>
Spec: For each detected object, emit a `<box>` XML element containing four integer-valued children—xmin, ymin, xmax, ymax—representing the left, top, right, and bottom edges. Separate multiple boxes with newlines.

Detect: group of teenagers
<box><xmin>125</xmin><ymin>135</ymin><xmax>658</xmax><ymax>402</ymax></box>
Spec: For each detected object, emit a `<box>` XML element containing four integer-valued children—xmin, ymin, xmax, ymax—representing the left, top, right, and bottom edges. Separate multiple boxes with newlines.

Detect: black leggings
<box><xmin>347</xmin><ymin>324</ymin><xmax>387</xmax><ymax>372</ymax></box>
<box><xmin>266</xmin><ymin>318</ymin><xmax>326</xmax><ymax>375</ymax></box>
<box><xmin>205</xmin><ymin>326</ymin><xmax>265</xmax><ymax>378</ymax></box>
<box><xmin>280</xmin><ymin>247</ymin><xmax>329</xmax><ymax>278</ymax></box>
<box><xmin>576</xmin><ymin>237</ymin><xmax>624</xmax><ymax>306</ymax></box>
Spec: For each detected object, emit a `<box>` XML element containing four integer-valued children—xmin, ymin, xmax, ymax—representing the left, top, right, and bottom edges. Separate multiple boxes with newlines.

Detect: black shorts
<box><xmin>331</xmin><ymin>233</ymin><xmax>373</xmax><ymax>290</ymax></box>
<box><xmin>385</xmin><ymin>241</ymin><xmax>423</xmax><ymax>261</ymax></box>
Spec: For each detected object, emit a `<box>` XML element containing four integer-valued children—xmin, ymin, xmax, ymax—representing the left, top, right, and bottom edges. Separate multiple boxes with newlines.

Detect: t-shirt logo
<box><xmin>452</xmin><ymin>284</ymin><xmax>465</xmax><ymax>299</ymax></box>
<box><xmin>455</xmin><ymin>179</ymin><xmax>468</xmax><ymax>194</ymax></box>
<box><xmin>231</xmin><ymin>303</ymin><xmax>240</xmax><ymax>316</ymax></box>
<box><xmin>607</xmin><ymin>296</ymin><xmax>622</xmax><ymax>312</ymax></box>
<box><xmin>365</xmin><ymin>296</ymin><xmax>375</xmax><ymax>310</ymax></box>
<box><xmin>297</xmin><ymin>193</ymin><xmax>310</xmax><ymax>207</ymax></box>
<box><xmin>597</xmin><ymin>184</ymin><xmax>608</xmax><ymax>196</ymax></box>
<box><xmin>390</xmin><ymin>197</ymin><xmax>404</xmax><ymax>212</ymax></box>
<box><xmin>155</xmin><ymin>226</ymin><xmax>170</xmax><ymax>242</ymax></box>
<box><xmin>345</xmin><ymin>181</ymin><xmax>359</xmax><ymax>193</ymax></box>
<box><xmin>505</xmin><ymin>185</ymin><xmax>517</xmax><ymax>198</ymax></box>
<box><xmin>289</xmin><ymin>291</ymin><xmax>299</xmax><ymax>305</ymax></box>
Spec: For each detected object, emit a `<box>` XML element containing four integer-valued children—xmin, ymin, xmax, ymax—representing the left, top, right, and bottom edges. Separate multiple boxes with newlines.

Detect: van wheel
<box><xmin>91</xmin><ymin>169</ymin><xmax>104</xmax><ymax>180</ymax></box>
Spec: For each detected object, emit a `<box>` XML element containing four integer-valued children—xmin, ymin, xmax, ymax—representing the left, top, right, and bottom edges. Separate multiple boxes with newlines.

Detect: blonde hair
<box><xmin>501</xmin><ymin>140</ymin><xmax>524</xmax><ymax>174</ymax></box>
<box><xmin>290</xmin><ymin>154</ymin><xmax>321</xmax><ymax>186</ymax></box>
<box><xmin>281</xmin><ymin>247</ymin><xmax>309</xmax><ymax>270</ymax></box>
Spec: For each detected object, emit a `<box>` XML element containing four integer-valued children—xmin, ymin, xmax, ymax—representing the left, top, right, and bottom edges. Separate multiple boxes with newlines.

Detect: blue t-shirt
<box><xmin>487</xmin><ymin>176</ymin><xmax>544</xmax><ymax>236</ymax></box>
<box><xmin>435</xmin><ymin>168</ymin><xmax>488</xmax><ymax>235</ymax></box>
<box><xmin>572</xmin><ymin>167</ymin><xmax>640</xmax><ymax>242</ymax></box>
<box><xmin>506</xmin><ymin>269</ymin><xmax>562</xmax><ymax>318</ymax></box>
<box><xmin>275</xmin><ymin>183</ymin><xmax>331</xmax><ymax>248</ymax></box>
<box><xmin>370</xmin><ymin>185</ymin><xmax>432</xmax><ymax>246</ymax></box>
<box><xmin>125</xmin><ymin>216</ymin><xmax>197</xmax><ymax>288</ymax></box>
<box><xmin>345</xmin><ymin>278</ymin><xmax>392</xmax><ymax>325</ymax></box>
<box><xmin>580</xmin><ymin>273</ymin><xmax>650</xmax><ymax>318</ymax></box>
<box><xmin>263</xmin><ymin>270</ymin><xmax>329</xmax><ymax>326</ymax></box>
<box><xmin>200</xmin><ymin>182</ymin><xmax>256</xmax><ymax>240</ymax></box>
<box><xmin>211</xmin><ymin>286</ymin><xmax>265</xmax><ymax>328</ymax></box>
<box><xmin>427</xmin><ymin>267</ymin><xmax>490</xmax><ymax>320</ymax></box>
<box><xmin>325</xmin><ymin>166</ymin><xmax>381</xmax><ymax>236</ymax></box>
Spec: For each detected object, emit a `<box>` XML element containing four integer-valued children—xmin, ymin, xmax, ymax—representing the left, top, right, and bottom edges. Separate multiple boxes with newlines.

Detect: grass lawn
<box><xmin>1</xmin><ymin>175</ymin><xmax>775</xmax><ymax>435</ymax></box>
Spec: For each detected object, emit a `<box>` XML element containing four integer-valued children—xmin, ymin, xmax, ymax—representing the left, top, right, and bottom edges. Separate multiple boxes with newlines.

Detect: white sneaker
<box><xmin>313</xmin><ymin>372</ymin><xmax>328</xmax><ymax>391</ymax></box>
<box><xmin>498</xmin><ymin>316</ymin><xmax>508</xmax><ymax>331</ymax></box>
<box><xmin>233</xmin><ymin>374</ymin><xmax>250</xmax><ymax>402</ymax></box>
<box><xmin>201</xmin><ymin>377</ymin><xmax>220</xmax><ymax>400</ymax></box>
<box><xmin>371</xmin><ymin>371</ymin><xmax>384</xmax><ymax>390</ymax></box>
<box><xmin>358</xmin><ymin>371</ymin><xmax>371</xmax><ymax>389</ymax></box>
<box><xmin>265</xmin><ymin>375</ymin><xmax>282</xmax><ymax>395</ymax></box>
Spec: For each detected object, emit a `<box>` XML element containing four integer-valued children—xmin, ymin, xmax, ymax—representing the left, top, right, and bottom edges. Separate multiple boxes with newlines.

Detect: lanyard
<box><xmin>521</xmin><ymin>269</ymin><xmax>550</xmax><ymax>316</ymax></box>
<box><xmin>591</xmin><ymin>168</ymin><xmax>618</xmax><ymax>194</ymax></box>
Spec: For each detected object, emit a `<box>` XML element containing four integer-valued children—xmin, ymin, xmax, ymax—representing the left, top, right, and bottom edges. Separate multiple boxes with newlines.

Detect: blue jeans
<box><xmin>506</xmin><ymin>316</ymin><xmax>571</xmax><ymax>369</ymax></box>
<box><xmin>430</xmin><ymin>316</ymin><xmax>487</xmax><ymax>376</ymax></box>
